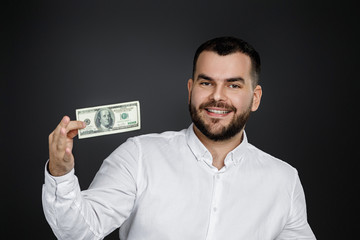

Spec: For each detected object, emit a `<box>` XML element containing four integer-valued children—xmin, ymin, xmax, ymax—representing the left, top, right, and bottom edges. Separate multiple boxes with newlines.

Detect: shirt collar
<box><xmin>186</xmin><ymin>124</ymin><xmax>249</xmax><ymax>166</ymax></box>
<box><xmin>186</xmin><ymin>124</ymin><xmax>210</xmax><ymax>161</ymax></box>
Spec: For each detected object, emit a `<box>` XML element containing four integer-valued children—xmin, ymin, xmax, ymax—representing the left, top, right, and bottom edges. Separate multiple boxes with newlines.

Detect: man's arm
<box><xmin>42</xmin><ymin>116</ymin><xmax>138</xmax><ymax>239</ymax></box>
<box><xmin>276</xmin><ymin>173</ymin><xmax>316</xmax><ymax>240</ymax></box>
<box><xmin>42</xmin><ymin>165</ymin><xmax>99</xmax><ymax>239</ymax></box>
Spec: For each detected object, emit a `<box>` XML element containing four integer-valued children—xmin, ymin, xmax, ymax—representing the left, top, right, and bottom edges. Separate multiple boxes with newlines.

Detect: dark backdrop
<box><xmin>2</xmin><ymin>0</ymin><xmax>358</xmax><ymax>239</ymax></box>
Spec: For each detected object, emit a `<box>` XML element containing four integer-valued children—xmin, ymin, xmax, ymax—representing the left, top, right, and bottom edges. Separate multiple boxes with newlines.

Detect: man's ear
<box><xmin>187</xmin><ymin>78</ymin><xmax>194</xmax><ymax>103</ymax></box>
<box><xmin>251</xmin><ymin>85</ymin><xmax>262</xmax><ymax>111</ymax></box>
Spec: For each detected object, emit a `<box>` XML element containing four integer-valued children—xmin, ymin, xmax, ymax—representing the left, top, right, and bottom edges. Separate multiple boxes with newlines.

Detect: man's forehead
<box><xmin>195</xmin><ymin>51</ymin><xmax>252</xmax><ymax>80</ymax></box>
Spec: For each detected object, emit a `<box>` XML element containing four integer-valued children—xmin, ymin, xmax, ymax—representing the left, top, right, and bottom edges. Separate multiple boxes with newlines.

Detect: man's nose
<box><xmin>211</xmin><ymin>85</ymin><xmax>227</xmax><ymax>101</ymax></box>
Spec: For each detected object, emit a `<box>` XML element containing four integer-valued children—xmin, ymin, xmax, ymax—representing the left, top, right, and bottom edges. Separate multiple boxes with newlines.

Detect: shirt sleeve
<box><xmin>275</xmin><ymin>172</ymin><xmax>316</xmax><ymax>240</ymax></box>
<box><xmin>42</xmin><ymin>138</ymin><xmax>139</xmax><ymax>239</ymax></box>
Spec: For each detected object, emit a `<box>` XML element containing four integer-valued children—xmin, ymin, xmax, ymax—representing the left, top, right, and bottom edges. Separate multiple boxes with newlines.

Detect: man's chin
<box><xmin>204</xmin><ymin>119</ymin><xmax>229</xmax><ymax>130</ymax></box>
<box><xmin>199</xmin><ymin>124</ymin><xmax>228</xmax><ymax>137</ymax></box>
<box><xmin>194</xmin><ymin>116</ymin><xmax>246</xmax><ymax>141</ymax></box>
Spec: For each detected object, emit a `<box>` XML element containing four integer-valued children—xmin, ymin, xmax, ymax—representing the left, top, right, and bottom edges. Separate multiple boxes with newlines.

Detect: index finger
<box><xmin>52</xmin><ymin>116</ymin><xmax>71</xmax><ymax>138</ymax></box>
<box><xmin>59</xmin><ymin>116</ymin><xmax>71</xmax><ymax>128</ymax></box>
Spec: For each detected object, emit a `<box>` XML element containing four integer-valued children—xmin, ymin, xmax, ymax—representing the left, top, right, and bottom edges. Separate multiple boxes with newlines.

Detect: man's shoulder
<box><xmin>245</xmin><ymin>142</ymin><xmax>297</xmax><ymax>176</ymax></box>
<box><xmin>130</xmin><ymin>128</ymin><xmax>188</xmax><ymax>145</ymax></box>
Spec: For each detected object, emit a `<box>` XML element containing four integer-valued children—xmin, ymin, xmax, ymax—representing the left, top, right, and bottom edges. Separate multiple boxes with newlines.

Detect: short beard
<box><xmin>189</xmin><ymin>99</ymin><xmax>252</xmax><ymax>142</ymax></box>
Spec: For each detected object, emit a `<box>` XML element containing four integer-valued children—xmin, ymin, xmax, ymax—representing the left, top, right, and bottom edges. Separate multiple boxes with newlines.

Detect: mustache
<box><xmin>199</xmin><ymin>100</ymin><xmax>236</xmax><ymax>112</ymax></box>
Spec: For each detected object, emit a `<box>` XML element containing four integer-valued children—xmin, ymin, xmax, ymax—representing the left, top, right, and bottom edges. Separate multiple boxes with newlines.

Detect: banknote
<box><xmin>76</xmin><ymin>101</ymin><xmax>140</xmax><ymax>139</ymax></box>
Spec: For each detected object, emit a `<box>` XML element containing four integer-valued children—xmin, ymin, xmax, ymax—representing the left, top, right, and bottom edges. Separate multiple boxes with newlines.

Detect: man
<box><xmin>43</xmin><ymin>37</ymin><xmax>316</xmax><ymax>239</ymax></box>
<box><xmin>95</xmin><ymin>108</ymin><xmax>114</xmax><ymax>130</ymax></box>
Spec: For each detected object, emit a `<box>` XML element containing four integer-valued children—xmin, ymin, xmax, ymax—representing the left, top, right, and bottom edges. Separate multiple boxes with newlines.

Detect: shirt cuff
<box><xmin>44</xmin><ymin>160</ymin><xmax>77</xmax><ymax>196</ymax></box>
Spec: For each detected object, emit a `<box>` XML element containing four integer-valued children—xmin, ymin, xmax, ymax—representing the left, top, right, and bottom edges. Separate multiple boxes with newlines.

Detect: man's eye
<box><xmin>200</xmin><ymin>82</ymin><xmax>211</xmax><ymax>86</ymax></box>
<box><xmin>229</xmin><ymin>84</ymin><xmax>241</xmax><ymax>89</ymax></box>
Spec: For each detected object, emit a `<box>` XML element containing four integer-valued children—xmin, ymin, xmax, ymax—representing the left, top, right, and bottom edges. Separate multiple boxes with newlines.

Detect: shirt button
<box><xmin>213</xmin><ymin>207</ymin><xmax>217</xmax><ymax>212</ymax></box>
<box><xmin>216</xmin><ymin>174</ymin><xmax>220</xmax><ymax>179</ymax></box>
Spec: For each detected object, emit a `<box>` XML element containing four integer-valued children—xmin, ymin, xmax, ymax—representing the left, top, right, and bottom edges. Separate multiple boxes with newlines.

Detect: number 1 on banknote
<box><xmin>76</xmin><ymin>101</ymin><xmax>141</xmax><ymax>139</ymax></box>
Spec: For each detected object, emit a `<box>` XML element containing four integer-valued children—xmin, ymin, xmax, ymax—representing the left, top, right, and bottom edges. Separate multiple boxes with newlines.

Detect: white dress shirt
<box><xmin>42</xmin><ymin>124</ymin><xmax>316</xmax><ymax>240</ymax></box>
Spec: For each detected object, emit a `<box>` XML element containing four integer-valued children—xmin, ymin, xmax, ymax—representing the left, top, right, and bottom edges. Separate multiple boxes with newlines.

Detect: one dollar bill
<box><xmin>76</xmin><ymin>101</ymin><xmax>141</xmax><ymax>139</ymax></box>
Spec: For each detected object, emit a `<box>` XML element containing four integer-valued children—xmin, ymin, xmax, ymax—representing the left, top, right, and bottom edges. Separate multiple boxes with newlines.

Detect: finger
<box><xmin>51</xmin><ymin>119</ymin><xmax>84</xmax><ymax>155</ymax></box>
<box><xmin>52</xmin><ymin>116</ymin><xmax>71</xmax><ymax>143</ymax></box>
<box><xmin>65</xmin><ymin>121</ymin><xmax>86</xmax><ymax>133</ymax></box>
<box><xmin>55</xmin><ymin>126</ymin><xmax>68</xmax><ymax>153</ymax></box>
<box><xmin>67</xmin><ymin>129</ymin><xmax>79</xmax><ymax>139</ymax></box>
<box><xmin>59</xmin><ymin>116</ymin><xmax>70</xmax><ymax>128</ymax></box>
<box><xmin>53</xmin><ymin>119</ymin><xmax>84</xmax><ymax>140</ymax></box>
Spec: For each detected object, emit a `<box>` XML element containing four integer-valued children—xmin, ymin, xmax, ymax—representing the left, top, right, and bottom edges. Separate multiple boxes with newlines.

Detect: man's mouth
<box><xmin>206</xmin><ymin>108</ymin><xmax>231</xmax><ymax>114</ymax></box>
<box><xmin>198</xmin><ymin>100</ymin><xmax>236</xmax><ymax>118</ymax></box>
<box><xmin>204</xmin><ymin>107</ymin><xmax>233</xmax><ymax>117</ymax></box>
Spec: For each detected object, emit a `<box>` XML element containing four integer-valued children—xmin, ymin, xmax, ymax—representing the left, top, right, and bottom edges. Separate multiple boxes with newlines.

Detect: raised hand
<box><xmin>48</xmin><ymin>116</ymin><xmax>86</xmax><ymax>176</ymax></box>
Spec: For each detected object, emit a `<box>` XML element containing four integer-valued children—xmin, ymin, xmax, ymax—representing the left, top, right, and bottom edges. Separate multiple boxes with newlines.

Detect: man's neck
<box><xmin>193</xmin><ymin>125</ymin><xmax>244</xmax><ymax>170</ymax></box>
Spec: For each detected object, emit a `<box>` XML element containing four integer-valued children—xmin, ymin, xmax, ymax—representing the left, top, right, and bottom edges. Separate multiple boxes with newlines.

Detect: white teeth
<box><xmin>207</xmin><ymin>109</ymin><xmax>230</xmax><ymax>114</ymax></box>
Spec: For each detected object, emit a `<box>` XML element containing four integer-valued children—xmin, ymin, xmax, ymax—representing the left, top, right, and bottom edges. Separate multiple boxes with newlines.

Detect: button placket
<box><xmin>206</xmin><ymin>173</ymin><xmax>222</xmax><ymax>240</ymax></box>
<box><xmin>212</xmin><ymin>174</ymin><xmax>221</xmax><ymax>211</ymax></box>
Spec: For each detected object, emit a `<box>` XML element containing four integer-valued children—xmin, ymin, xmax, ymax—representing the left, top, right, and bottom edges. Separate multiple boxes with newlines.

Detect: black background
<box><xmin>2</xmin><ymin>0</ymin><xmax>358</xmax><ymax>239</ymax></box>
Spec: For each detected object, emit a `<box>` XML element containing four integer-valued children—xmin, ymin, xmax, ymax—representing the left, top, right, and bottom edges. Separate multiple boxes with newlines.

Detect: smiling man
<box><xmin>188</xmin><ymin>47</ymin><xmax>262</xmax><ymax>170</ymax></box>
<box><xmin>43</xmin><ymin>37</ymin><xmax>316</xmax><ymax>239</ymax></box>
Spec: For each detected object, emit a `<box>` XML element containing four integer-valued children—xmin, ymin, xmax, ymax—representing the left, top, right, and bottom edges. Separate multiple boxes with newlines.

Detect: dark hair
<box><xmin>192</xmin><ymin>36</ymin><xmax>261</xmax><ymax>87</ymax></box>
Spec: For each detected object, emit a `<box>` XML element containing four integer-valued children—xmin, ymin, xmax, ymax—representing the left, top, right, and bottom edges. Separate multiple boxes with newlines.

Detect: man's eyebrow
<box><xmin>226</xmin><ymin>77</ymin><xmax>245</xmax><ymax>83</ymax></box>
<box><xmin>197</xmin><ymin>73</ymin><xmax>214</xmax><ymax>81</ymax></box>
<box><xmin>197</xmin><ymin>73</ymin><xmax>245</xmax><ymax>83</ymax></box>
